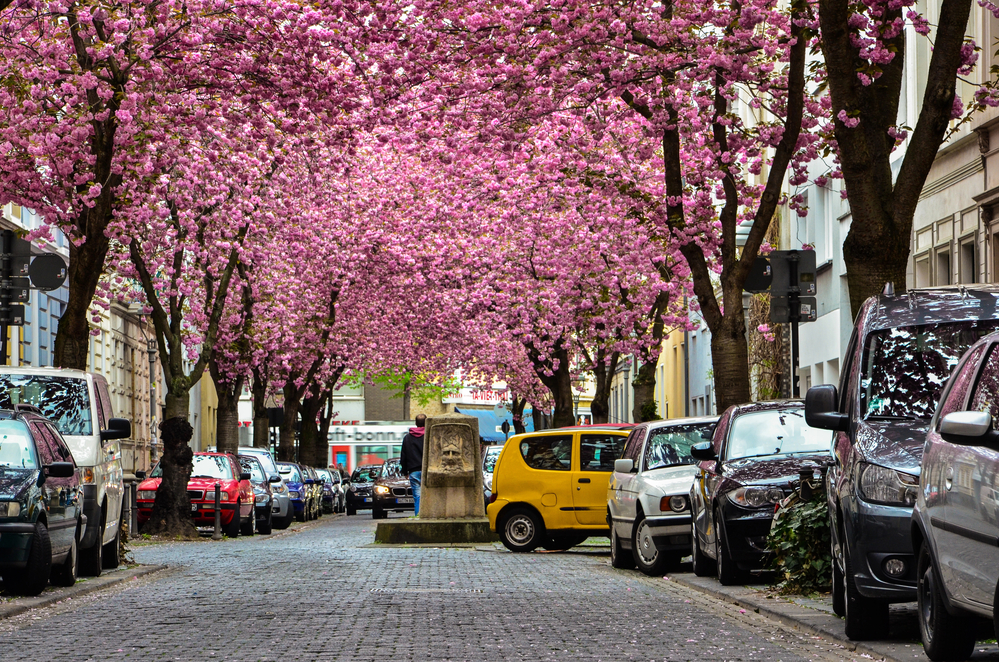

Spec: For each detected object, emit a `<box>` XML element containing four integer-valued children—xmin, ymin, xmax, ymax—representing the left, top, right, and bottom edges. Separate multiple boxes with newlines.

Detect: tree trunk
<box><xmin>279</xmin><ymin>383</ymin><xmax>301</xmax><ymax>462</ymax></box>
<box><xmin>710</xmin><ymin>311</ymin><xmax>752</xmax><ymax>413</ymax></box>
<box><xmin>631</xmin><ymin>358</ymin><xmax>659</xmax><ymax>422</ymax></box>
<box><xmin>52</xmin><ymin>234</ymin><xmax>110</xmax><ymax>370</ymax></box>
<box><xmin>298</xmin><ymin>391</ymin><xmax>323</xmax><ymax>467</ymax></box>
<box><xmin>215</xmin><ymin>380</ymin><xmax>241</xmax><ymax>455</ymax></box>
<box><xmin>532</xmin><ymin>408</ymin><xmax>546</xmax><ymax>432</ymax></box>
<box><xmin>588</xmin><ymin>349</ymin><xmax>619</xmax><ymax>424</ymax></box>
<box><xmin>141</xmin><ymin>391</ymin><xmax>197</xmax><ymax>538</ymax></box>
<box><xmin>318</xmin><ymin>391</ymin><xmax>335</xmax><ymax>467</ymax></box>
<box><xmin>251</xmin><ymin>371</ymin><xmax>270</xmax><ymax>449</ymax></box>
<box><xmin>544</xmin><ymin>347</ymin><xmax>576</xmax><ymax>428</ymax></box>
<box><xmin>511</xmin><ymin>396</ymin><xmax>527</xmax><ymax>434</ymax></box>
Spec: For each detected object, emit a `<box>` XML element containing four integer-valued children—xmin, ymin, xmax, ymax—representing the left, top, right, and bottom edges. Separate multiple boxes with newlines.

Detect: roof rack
<box><xmin>13</xmin><ymin>404</ymin><xmax>42</xmax><ymax>416</ymax></box>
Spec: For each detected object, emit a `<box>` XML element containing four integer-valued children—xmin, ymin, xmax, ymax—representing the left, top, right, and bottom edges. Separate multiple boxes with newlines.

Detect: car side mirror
<box><xmin>269</xmin><ymin>475</ymin><xmax>281</xmax><ymax>483</ymax></box>
<box><xmin>940</xmin><ymin>411</ymin><xmax>999</xmax><ymax>448</ymax></box>
<box><xmin>614</xmin><ymin>458</ymin><xmax>635</xmax><ymax>473</ymax></box>
<box><xmin>690</xmin><ymin>442</ymin><xmax>717</xmax><ymax>462</ymax></box>
<box><xmin>135</xmin><ymin>471</ymin><xmax>146</xmax><ymax>480</ymax></box>
<box><xmin>100</xmin><ymin>418</ymin><xmax>131</xmax><ymax>441</ymax></box>
<box><xmin>805</xmin><ymin>385</ymin><xmax>850</xmax><ymax>432</ymax></box>
<box><xmin>240</xmin><ymin>472</ymin><xmax>252</xmax><ymax>481</ymax></box>
<box><xmin>45</xmin><ymin>462</ymin><xmax>75</xmax><ymax>478</ymax></box>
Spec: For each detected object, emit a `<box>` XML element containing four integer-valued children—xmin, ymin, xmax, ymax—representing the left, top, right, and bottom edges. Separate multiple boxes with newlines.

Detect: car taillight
<box><xmin>489</xmin><ymin>492</ymin><xmax>498</xmax><ymax>504</ymax></box>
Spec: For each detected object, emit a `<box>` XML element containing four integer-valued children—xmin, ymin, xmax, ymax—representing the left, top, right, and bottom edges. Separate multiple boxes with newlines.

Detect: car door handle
<box><xmin>578</xmin><ymin>478</ymin><xmax>590</xmax><ymax>484</ymax></box>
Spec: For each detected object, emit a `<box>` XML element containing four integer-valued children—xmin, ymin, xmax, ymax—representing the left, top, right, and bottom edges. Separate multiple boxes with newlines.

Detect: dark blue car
<box><xmin>275</xmin><ymin>462</ymin><xmax>308</xmax><ymax>522</ymax></box>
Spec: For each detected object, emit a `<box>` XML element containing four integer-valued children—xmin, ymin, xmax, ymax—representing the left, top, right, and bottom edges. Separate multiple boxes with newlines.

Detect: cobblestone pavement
<box><xmin>0</xmin><ymin>513</ymin><xmax>893</xmax><ymax>661</ymax></box>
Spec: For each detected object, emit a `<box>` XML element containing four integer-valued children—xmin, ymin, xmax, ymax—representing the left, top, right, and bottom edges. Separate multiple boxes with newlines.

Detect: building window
<box><xmin>914</xmin><ymin>254</ymin><xmax>930</xmax><ymax>288</ymax></box>
<box><xmin>935</xmin><ymin>245</ymin><xmax>952</xmax><ymax>285</ymax></box>
<box><xmin>959</xmin><ymin>237</ymin><xmax>977</xmax><ymax>284</ymax></box>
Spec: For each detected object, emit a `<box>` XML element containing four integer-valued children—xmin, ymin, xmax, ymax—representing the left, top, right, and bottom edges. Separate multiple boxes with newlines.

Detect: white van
<box><xmin>0</xmin><ymin>367</ymin><xmax>130</xmax><ymax>576</ymax></box>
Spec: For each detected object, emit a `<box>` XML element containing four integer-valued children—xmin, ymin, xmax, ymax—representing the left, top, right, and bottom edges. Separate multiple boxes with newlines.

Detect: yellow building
<box><xmin>655</xmin><ymin>328</ymin><xmax>686</xmax><ymax>420</ymax></box>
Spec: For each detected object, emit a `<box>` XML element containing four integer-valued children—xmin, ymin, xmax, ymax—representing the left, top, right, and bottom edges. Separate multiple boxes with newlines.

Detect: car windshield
<box><xmin>352</xmin><ymin>466</ymin><xmax>381</xmax><ymax>482</ymax></box>
<box><xmin>726</xmin><ymin>409</ymin><xmax>831</xmax><ymax>461</ymax></box>
<box><xmin>189</xmin><ymin>455</ymin><xmax>234</xmax><ymax>480</ymax></box>
<box><xmin>644</xmin><ymin>423</ymin><xmax>716</xmax><ymax>470</ymax></box>
<box><xmin>861</xmin><ymin>320</ymin><xmax>999</xmax><ymax>420</ymax></box>
<box><xmin>0</xmin><ymin>375</ymin><xmax>92</xmax><ymax>436</ymax></box>
<box><xmin>277</xmin><ymin>464</ymin><xmax>302</xmax><ymax>483</ymax></box>
<box><xmin>483</xmin><ymin>447</ymin><xmax>502</xmax><ymax>473</ymax></box>
<box><xmin>239</xmin><ymin>457</ymin><xmax>265</xmax><ymax>482</ymax></box>
<box><xmin>0</xmin><ymin>421</ymin><xmax>36</xmax><ymax>469</ymax></box>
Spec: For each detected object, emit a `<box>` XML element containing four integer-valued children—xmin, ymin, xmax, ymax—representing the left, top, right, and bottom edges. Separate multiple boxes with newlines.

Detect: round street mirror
<box><xmin>29</xmin><ymin>253</ymin><xmax>68</xmax><ymax>291</ymax></box>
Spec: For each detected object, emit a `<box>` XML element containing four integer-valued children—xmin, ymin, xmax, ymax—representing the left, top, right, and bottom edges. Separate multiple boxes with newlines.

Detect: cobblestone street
<box><xmin>1</xmin><ymin>514</ymin><xmax>881</xmax><ymax>661</ymax></box>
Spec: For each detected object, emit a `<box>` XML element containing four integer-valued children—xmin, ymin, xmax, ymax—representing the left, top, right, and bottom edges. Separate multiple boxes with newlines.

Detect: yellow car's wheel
<box><xmin>499</xmin><ymin>507</ymin><xmax>544</xmax><ymax>553</ymax></box>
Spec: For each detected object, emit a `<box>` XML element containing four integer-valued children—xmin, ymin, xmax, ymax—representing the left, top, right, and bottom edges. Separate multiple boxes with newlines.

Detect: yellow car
<box><xmin>487</xmin><ymin>425</ymin><xmax>633</xmax><ymax>552</ymax></box>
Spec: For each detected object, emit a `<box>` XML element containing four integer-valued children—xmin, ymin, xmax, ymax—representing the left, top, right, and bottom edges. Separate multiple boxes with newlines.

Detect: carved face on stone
<box><xmin>429</xmin><ymin>423</ymin><xmax>473</xmax><ymax>474</ymax></box>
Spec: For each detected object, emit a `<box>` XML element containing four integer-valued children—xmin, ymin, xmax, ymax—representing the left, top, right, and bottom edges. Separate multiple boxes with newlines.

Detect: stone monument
<box><xmin>373</xmin><ymin>412</ymin><xmax>496</xmax><ymax>544</ymax></box>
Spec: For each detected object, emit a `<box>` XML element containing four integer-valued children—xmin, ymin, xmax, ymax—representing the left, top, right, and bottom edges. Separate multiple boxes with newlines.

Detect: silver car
<box><xmin>607</xmin><ymin>416</ymin><xmax>718</xmax><ymax>575</ymax></box>
<box><xmin>913</xmin><ymin>331</ymin><xmax>999</xmax><ymax>661</ymax></box>
<box><xmin>237</xmin><ymin>447</ymin><xmax>294</xmax><ymax>529</ymax></box>
<box><xmin>482</xmin><ymin>444</ymin><xmax>503</xmax><ymax>507</ymax></box>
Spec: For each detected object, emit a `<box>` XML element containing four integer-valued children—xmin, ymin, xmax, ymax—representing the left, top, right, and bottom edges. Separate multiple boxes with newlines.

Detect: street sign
<box><xmin>771</xmin><ymin>296</ymin><xmax>818</xmax><ymax>323</ymax></box>
<box><xmin>744</xmin><ymin>257</ymin><xmax>773</xmax><ymax>293</ymax></box>
<box><xmin>29</xmin><ymin>253</ymin><xmax>67</xmax><ymax>291</ymax></box>
<box><xmin>769</xmin><ymin>250</ymin><xmax>817</xmax><ymax>296</ymax></box>
<box><xmin>0</xmin><ymin>305</ymin><xmax>24</xmax><ymax>326</ymax></box>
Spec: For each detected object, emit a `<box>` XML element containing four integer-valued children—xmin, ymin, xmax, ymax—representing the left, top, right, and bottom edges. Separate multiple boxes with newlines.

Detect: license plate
<box><xmin>398</xmin><ymin>498</ymin><xmax>414</xmax><ymax>504</ymax></box>
<box><xmin>363</xmin><ymin>498</ymin><xmax>372</xmax><ymax>503</ymax></box>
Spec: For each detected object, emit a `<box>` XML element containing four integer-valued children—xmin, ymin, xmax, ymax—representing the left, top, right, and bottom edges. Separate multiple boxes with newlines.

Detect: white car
<box><xmin>607</xmin><ymin>416</ymin><xmax>718</xmax><ymax>576</ymax></box>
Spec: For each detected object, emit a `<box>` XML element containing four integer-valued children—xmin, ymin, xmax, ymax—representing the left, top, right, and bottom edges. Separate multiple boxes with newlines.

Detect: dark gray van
<box><xmin>805</xmin><ymin>286</ymin><xmax>999</xmax><ymax>640</ymax></box>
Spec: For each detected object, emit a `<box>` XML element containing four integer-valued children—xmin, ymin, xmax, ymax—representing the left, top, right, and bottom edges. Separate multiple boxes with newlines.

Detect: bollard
<box><xmin>129</xmin><ymin>482</ymin><xmax>138</xmax><ymax>539</ymax></box>
<box><xmin>213</xmin><ymin>484</ymin><xmax>222</xmax><ymax>540</ymax></box>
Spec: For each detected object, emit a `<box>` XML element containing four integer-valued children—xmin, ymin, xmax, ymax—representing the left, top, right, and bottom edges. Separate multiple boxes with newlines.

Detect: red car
<box><xmin>136</xmin><ymin>452</ymin><xmax>255</xmax><ymax>537</ymax></box>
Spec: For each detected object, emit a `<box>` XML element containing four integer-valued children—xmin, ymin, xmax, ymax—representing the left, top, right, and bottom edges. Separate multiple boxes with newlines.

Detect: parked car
<box><xmin>347</xmin><ymin>464</ymin><xmax>383</xmax><ymax>516</ymax></box>
<box><xmin>0</xmin><ymin>368</ymin><xmax>130</xmax><ymax>576</ymax></box>
<box><xmin>326</xmin><ymin>469</ymin><xmax>345</xmax><ymax>513</ymax></box>
<box><xmin>301</xmin><ymin>465</ymin><xmax>322</xmax><ymax>520</ymax></box>
<box><xmin>482</xmin><ymin>444</ymin><xmax>503</xmax><ymax>507</ymax></box>
<box><xmin>276</xmin><ymin>462</ymin><xmax>309</xmax><ymax>522</ymax></box>
<box><xmin>316</xmin><ymin>468</ymin><xmax>338</xmax><ymax>514</ymax></box>
<box><xmin>137</xmin><ymin>453</ymin><xmax>254</xmax><ymax>538</ymax></box>
<box><xmin>690</xmin><ymin>401</ymin><xmax>833</xmax><ymax>586</ymax></box>
<box><xmin>0</xmin><ymin>410</ymin><xmax>83</xmax><ymax>595</ymax></box>
<box><xmin>238</xmin><ymin>455</ymin><xmax>276</xmax><ymax>535</ymax></box>
<box><xmin>487</xmin><ymin>425</ymin><xmax>633</xmax><ymax>552</ymax></box>
<box><xmin>607</xmin><ymin>416</ymin><xmax>718</xmax><ymax>575</ymax></box>
<box><xmin>805</xmin><ymin>285</ymin><xmax>999</xmax><ymax>640</ymax></box>
<box><xmin>238</xmin><ymin>446</ymin><xmax>293</xmax><ymax>529</ymax></box>
<box><xmin>911</xmin><ymin>331</ymin><xmax>999</xmax><ymax>660</ymax></box>
<box><xmin>372</xmin><ymin>458</ymin><xmax>413</xmax><ymax>519</ymax></box>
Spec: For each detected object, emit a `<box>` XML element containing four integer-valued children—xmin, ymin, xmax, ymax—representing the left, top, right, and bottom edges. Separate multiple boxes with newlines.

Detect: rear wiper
<box><xmin>867</xmin><ymin>414</ymin><xmax>918</xmax><ymax>421</ymax></box>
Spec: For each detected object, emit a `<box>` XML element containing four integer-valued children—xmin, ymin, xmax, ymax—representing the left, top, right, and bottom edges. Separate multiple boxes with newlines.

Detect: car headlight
<box><xmin>289</xmin><ymin>491</ymin><xmax>300</xmax><ymax>499</ymax></box>
<box><xmin>660</xmin><ymin>495</ymin><xmax>688</xmax><ymax>512</ymax></box>
<box><xmin>137</xmin><ymin>490</ymin><xmax>157</xmax><ymax>500</ymax></box>
<box><xmin>858</xmin><ymin>463</ymin><xmax>918</xmax><ymax>506</ymax></box>
<box><xmin>350</xmin><ymin>485</ymin><xmax>358</xmax><ymax>492</ymax></box>
<box><xmin>272</xmin><ymin>483</ymin><xmax>287</xmax><ymax>494</ymax></box>
<box><xmin>81</xmin><ymin>467</ymin><xmax>96</xmax><ymax>485</ymax></box>
<box><xmin>726</xmin><ymin>486</ymin><xmax>784</xmax><ymax>509</ymax></box>
<box><xmin>374</xmin><ymin>485</ymin><xmax>390</xmax><ymax>495</ymax></box>
<box><xmin>0</xmin><ymin>501</ymin><xmax>21</xmax><ymax>517</ymax></box>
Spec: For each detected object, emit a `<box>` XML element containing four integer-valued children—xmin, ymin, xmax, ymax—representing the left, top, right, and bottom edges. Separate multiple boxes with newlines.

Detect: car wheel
<box><xmin>52</xmin><ymin>527</ymin><xmax>78</xmax><ymax>588</ymax></box>
<box><xmin>632</xmin><ymin>515</ymin><xmax>669</xmax><ymax>576</ymax></box>
<box><xmin>258</xmin><ymin>509</ymin><xmax>273</xmax><ymax>535</ymax></box>
<box><xmin>715</xmin><ymin>509</ymin><xmax>742</xmax><ymax>586</ymax></box>
<box><xmin>499</xmin><ymin>507</ymin><xmax>544</xmax><ymax>553</ymax></box>
<box><xmin>275</xmin><ymin>511</ymin><xmax>293</xmax><ymax>530</ymax></box>
<box><xmin>843</xmin><ymin>542</ymin><xmax>888</xmax><ymax>640</ymax></box>
<box><xmin>240</xmin><ymin>509</ymin><xmax>255</xmax><ymax>536</ymax></box>
<box><xmin>610</xmin><ymin>523</ymin><xmax>636</xmax><ymax>569</ymax></box>
<box><xmin>224</xmin><ymin>506</ymin><xmax>241</xmax><ymax>538</ymax></box>
<box><xmin>102</xmin><ymin>515</ymin><xmax>122</xmax><ymax>569</ymax></box>
<box><xmin>831</xmin><ymin>538</ymin><xmax>845</xmax><ymax>618</ymax></box>
<box><xmin>7</xmin><ymin>521</ymin><xmax>52</xmax><ymax>596</ymax></box>
<box><xmin>917</xmin><ymin>543</ymin><xmax>975</xmax><ymax>660</ymax></box>
<box><xmin>691</xmin><ymin>519</ymin><xmax>715</xmax><ymax>577</ymax></box>
<box><xmin>294</xmin><ymin>507</ymin><xmax>305</xmax><ymax>522</ymax></box>
<box><xmin>79</xmin><ymin>513</ymin><xmax>104</xmax><ymax>577</ymax></box>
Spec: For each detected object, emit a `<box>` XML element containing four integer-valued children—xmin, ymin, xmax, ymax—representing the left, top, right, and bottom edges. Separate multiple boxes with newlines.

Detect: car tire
<box><xmin>7</xmin><ymin>521</ymin><xmax>52</xmax><ymax>596</ymax></box>
<box><xmin>258</xmin><ymin>509</ymin><xmax>273</xmax><ymax>535</ymax></box>
<box><xmin>240</xmin><ymin>509</ymin><xmax>256</xmax><ymax>536</ymax></box>
<box><xmin>499</xmin><ymin>507</ymin><xmax>544</xmax><ymax>553</ymax></box>
<box><xmin>632</xmin><ymin>515</ymin><xmax>670</xmax><ymax>576</ymax></box>
<box><xmin>917</xmin><ymin>543</ymin><xmax>975</xmax><ymax>660</ymax></box>
<box><xmin>610</xmin><ymin>523</ymin><xmax>636</xmax><ymax>569</ymax></box>
<box><xmin>224</xmin><ymin>507</ymin><xmax>241</xmax><ymax>538</ymax></box>
<box><xmin>715</xmin><ymin>509</ymin><xmax>742</xmax><ymax>586</ymax></box>
<box><xmin>52</xmin><ymin>527</ymin><xmax>78</xmax><ymax>588</ymax></box>
<box><xmin>294</xmin><ymin>507</ymin><xmax>305</xmax><ymax>522</ymax></box>
<box><xmin>102</xmin><ymin>516</ymin><xmax>122</xmax><ymax>570</ymax></box>
<box><xmin>275</xmin><ymin>511</ymin><xmax>293</xmax><ymax>530</ymax></box>
<box><xmin>831</xmin><ymin>540</ymin><xmax>846</xmax><ymax>618</ymax></box>
<box><xmin>691</xmin><ymin>520</ymin><xmax>715</xmax><ymax>577</ymax></box>
<box><xmin>843</xmin><ymin>542</ymin><xmax>889</xmax><ymax>640</ymax></box>
<box><xmin>79</xmin><ymin>513</ymin><xmax>104</xmax><ymax>578</ymax></box>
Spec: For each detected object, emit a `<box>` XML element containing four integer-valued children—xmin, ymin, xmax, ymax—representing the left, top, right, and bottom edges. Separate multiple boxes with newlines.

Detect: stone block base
<box><xmin>374</xmin><ymin>518</ymin><xmax>499</xmax><ymax>544</ymax></box>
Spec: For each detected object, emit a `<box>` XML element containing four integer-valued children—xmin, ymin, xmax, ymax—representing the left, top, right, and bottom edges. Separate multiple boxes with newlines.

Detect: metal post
<box><xmin>212</xmin><ymin>484</ymin><xmax>222</xmax><ymax>540</ymax></box>
<box><xmin>789</xmin><ymin>253</ymin><xmax>800</xmax><ymax>398</ymax></box>
<box><xmin>129</xmin><ymin>482</ymin><xmax>138</xmax><ymax>539</ymax></box>
<box><xmin>0</xmin><ymin>230</ymin><xmax>10</xmax><ymax>366</ymax></box>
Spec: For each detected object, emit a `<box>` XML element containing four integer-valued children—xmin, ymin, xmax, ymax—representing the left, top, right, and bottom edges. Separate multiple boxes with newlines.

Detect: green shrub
<box><xmin>767</xmin><ymin>494</ymin><xmax>832</xmax><ymax>594</ymax></box>
<box><xmin>638</xmin><ymin>400</ymin><xmax>659</xmax><ymax>422</ymax></box>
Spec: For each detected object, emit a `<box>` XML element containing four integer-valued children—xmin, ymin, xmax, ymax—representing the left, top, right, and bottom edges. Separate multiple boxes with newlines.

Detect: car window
<box><xmin>935</xmin><ymin>343</ymin><xmax>988</xmax><ymax>425</ymax></box>
<box><xmin>579</xmin><ymin>434</ymin><xmax>625</xmax><ymax>472</ymax></box>
<box><xmin>47</xmin><ymin>424</ymin><xmax>75</xmax><ymax>463</ymax></box>
<box><xmin>191</xmin><ymin>455</ymin><xmax>235</xmax><ymax>480</ymax></box>
<box><xmin>519</xmin><ymin>435</ymin><xmax>572</xmax><ymax>471</ymax></box>
<box><xmin>0</xmin><ymin>375</ymin><xmax>93</xmax><ymax>436</ymax></box>
<box><xmin>621</xmin><ymin>428</ymin><xmax>646</xmax><ymax>462</ymax></box>
<box><xmin>351</xmin><ymin>466</ymin><xmax>381</xmax><ymax>482</ymax></box>
<box><xmin>969</xmin><ymin>343</ymin><xmax>999</xmax><ymax>423</ymax></box>
<box><xmin>239</xmin><ymin>456</ymin><xmax>265</xmax><ymax>482</ymax></box>
<box><xmin>0</xmin><ymin>420</ymin><xmax>36</xmax><ymax>469</ymax></box>
<box><xmin>643</xmin><ymin>423</ymin><xmax>716</xmax><ymax>470</ymax></box>
<box><xmin>277</xmin><ymin>463</ymin><xmax>303</xmax><ymax>482</ymax></box>
<box><xmin>31</xmin><ymin>421</ymin><xmax>60</xmax><ymax>465</ymax></box>
<box><xmin>725</xmin><ymin>408</ymin><xmax>831</xmax><ymax>460</ymax></box>
<box><xmin>483</xmin><ymin>446</ymin><xmax>502</xmax><ymax>473</ymax></box>
<box><xmin>95</xmin><ymin>377</ymin><xmax>112</xmax><ymax>431</ymax></box>
<box><xmin>860</xmin><ymin>320</ymin><xmax>999</xmax><ymax>420</ymax></box>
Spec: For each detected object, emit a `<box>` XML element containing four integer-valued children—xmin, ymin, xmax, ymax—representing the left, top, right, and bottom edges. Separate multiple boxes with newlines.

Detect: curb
<box><xmin>0</xmin><ymin>564</ymin><xmax>168</xmax><ymax>621</ymax></box>
<box><xmin>667</xmin><ymin>574</ymin><xmax>931</xmax><ymax>662</ymax></box>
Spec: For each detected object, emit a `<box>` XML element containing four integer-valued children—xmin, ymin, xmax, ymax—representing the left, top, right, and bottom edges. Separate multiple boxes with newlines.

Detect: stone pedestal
<box><xmin>373</xmin><ymin>519</ymin><xmax>498</xmax><ymax>544</ymax></box>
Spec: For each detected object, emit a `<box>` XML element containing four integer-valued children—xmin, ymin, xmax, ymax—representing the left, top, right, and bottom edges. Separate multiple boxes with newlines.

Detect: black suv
<box><xmin>806</xmin><ymin>286</ymin><xmax>999</xmax><ymax>640</ymax></box>
<box><xmin>346</xmin><ymin>464</ymin><xmax>382</xmax><ymax>516</ymax></box>
<box><xmin>0</xmin><ymin>409</ymin><xmax>83</xmax><ymax>595</ymax></box>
